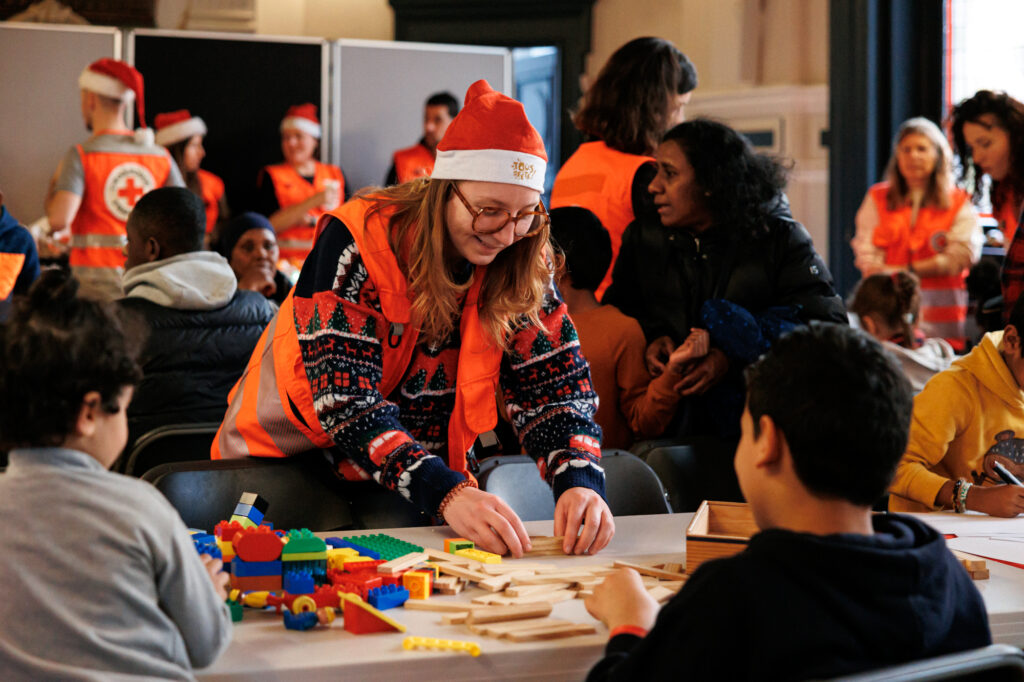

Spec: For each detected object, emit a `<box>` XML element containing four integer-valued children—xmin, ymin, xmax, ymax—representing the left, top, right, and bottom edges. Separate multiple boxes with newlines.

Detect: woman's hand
<box><xmin>584</xmin><ymin>568</ymin><xmax>659</xmax><ymax>633</ymax></box>
<box><xmin>645</xmin><ymin>336</ymin><xmax>676</xmax><ymax>377</ymax></box>
<box><xmin>968</xmin><ymin>485</ymin><xmax>1024</xmax><ymax>517</ymax></box>
<box><xmin>674</xmin><ymin>348</ymin><xmax>729</xmax><ymax>396</ymax></box>
<box><xmin>442</xmin><ymin>486</ymin><xmax>532</xmax><ymax>557</ymax></box>
<box><xmin>554</xmin><ymin>487</ymin><xmax>615</xmax><ymax>555</ymax></box>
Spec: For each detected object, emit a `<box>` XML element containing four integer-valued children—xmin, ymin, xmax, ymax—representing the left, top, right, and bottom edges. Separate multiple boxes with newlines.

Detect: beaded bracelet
<box><xmin>437</xmin><ymin>479</ymin><xmax>478</xmax><ymax>520</ymax></box>
<box><xmin>951</xmin><ymin>479</ymin><xmax>963</xmax><ymax>512</ymax></box>
<box><xmin>956</xmin><ymin>480</ymin><xmax>972</xmax><ymax>514</ymax></box>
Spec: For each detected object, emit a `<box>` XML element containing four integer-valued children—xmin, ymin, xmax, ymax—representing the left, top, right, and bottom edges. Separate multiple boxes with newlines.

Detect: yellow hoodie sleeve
<box><xmin>889</xmin><ymin>369</ymin><xmax>976</xmax><ymax>509</ymax></box>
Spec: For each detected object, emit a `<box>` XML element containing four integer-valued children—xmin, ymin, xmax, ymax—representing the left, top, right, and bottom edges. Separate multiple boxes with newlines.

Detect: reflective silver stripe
<box><xmin>255</xmin><ymin>310</ymin><xmax>321</xmax><ymax>453</ymax></box>
<box><xmin>278</xmin><ymin>239</ymin><xmax>313</xmax><ymax>250</ymax></box>
<box><xmin>70</xmin><ymin>233</ymin><xmax>126</xmax><ymax>248</ymax></box>
<box><xmin>920</xmin><ymin>288</ymin><xmax>967</xmax><ymax>308</ymax></box>
<box><xmin>217</xmin><ymin>369</ymin><xmax>252</xmax><ymax>457</ymax></box>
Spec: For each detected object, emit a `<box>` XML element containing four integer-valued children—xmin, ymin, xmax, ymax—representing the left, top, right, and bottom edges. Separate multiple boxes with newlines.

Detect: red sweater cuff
<box><xmin>609</xmin><ymin>624</ymin><xmax>648</xmax><ymax>639</ymax></box>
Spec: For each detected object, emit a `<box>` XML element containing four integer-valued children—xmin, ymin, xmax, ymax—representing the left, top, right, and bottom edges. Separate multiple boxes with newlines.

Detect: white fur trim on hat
<box><xmin>431</xmin><ymin>148</ymin><xmax>546</xmax><ymax>192</ymax></box>
<box><xmin>78</xmin><ymin>69</ymin><xmax>134</xmax><ymax>101</ymax></box>
<box><xmin>155</xmin><ymin>117</ymin><xmax>207</xmax><ymax>147</ymax></box>
<box><xmin>280</xmin><ymin>116</ymin><xmax>321</xmax><ymax>139</ymax></box>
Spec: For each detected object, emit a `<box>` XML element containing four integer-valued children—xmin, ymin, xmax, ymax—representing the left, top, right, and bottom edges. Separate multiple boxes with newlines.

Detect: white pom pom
<box><xmin>134</xmin><ymin>127</ymin><xmax>155</xmax><ymax>146</ymax></box>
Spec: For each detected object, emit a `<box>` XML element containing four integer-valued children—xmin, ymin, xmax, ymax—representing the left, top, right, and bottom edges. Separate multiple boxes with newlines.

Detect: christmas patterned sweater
<box><xmin>292</xmin><ymin>215</ymin><xmax>605</xmax><ymax>515</ymax></box>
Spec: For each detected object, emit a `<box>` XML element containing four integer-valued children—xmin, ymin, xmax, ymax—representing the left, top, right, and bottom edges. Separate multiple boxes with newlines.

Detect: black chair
<box><xmin>601</xmin><ymin>450</ymin><xmax>672</xmax><ymax>515</ymax></box>
<box><xmin>123</xmin><ymin>422</ymin><xmax>221</xmax><ymax>478</ymax></box>
<box><xmin>142</xmin><ymin>454</ymin><xmax>430</xmax><ymax>532</ymax></box>
<box><xmin>832</xmin><ymin>644</ymin><xmax>1024</xmax><ymax>681</ymax></box>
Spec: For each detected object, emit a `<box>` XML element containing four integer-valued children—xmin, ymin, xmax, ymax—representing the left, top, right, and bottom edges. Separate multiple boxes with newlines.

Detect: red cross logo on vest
<box><xmin>103</xmin><ymin>162</ymin><xmax>156</xmax><ymax>221</ymax></box>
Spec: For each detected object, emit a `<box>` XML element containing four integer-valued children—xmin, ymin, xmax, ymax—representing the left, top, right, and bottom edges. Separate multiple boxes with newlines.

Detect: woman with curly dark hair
<box><xmin>604</xmin><ymin>119</ymin><xmax>845</xmax><ymax>471</ymax></box>
<box><xmin>952</xmin><ymin>90</ymin><xmax>1024</xmax><ymax>319</ymax></box>
<box><xmin>551</xmin><ymin>37</ymin><xmax>697</xmax><ymax>299</ymax></box>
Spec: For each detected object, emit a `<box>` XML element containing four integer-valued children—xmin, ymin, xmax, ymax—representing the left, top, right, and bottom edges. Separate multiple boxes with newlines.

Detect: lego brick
<box><xmin>229</xmin><ymin>515</ymin><xmax>258</xmax><ymax>530</ymax></box>
<box><xmin>333</xmin><ymin>534</ymin><xmax>423</xmax><ymax>561</ymax></box>
<box><xmin>283</xmin><ymin>529</ymin><xmax>327</xmax><ymax>555</ymax></box>
<box><xmin>340</xmin><ymin>593</ymin><xmax>407</xmax><ymax>634</ymax></box>
<box><xmin>455</xmin><ymin>548</ymin><xmax>502</xmax><ymax>564</ymax></box>
<box><xmin>402</xmin><ymin>636</ymin><xmax>480</xmax><ymax>657</ymax></box>
<box><xmin>230</xmin><ymin>574</ymin><xmax>282</xmax><ymax>593</ymax></box>
<box><xmin>228</xmin><ymin>599</ymin><xmax>243</xmax><ymax>623</ymax></box>
<box><xmin>238</xmin><ymin>491</ymin><xmax>269</xmax><ymax>515</ymax></box>
<box><xmin>232</xmin><ymin>559</ymin><xmax>282</xmax><ymax>578</ymax></box>
<box><xmin>283</xmin><ymin>610</ymin><xmax>319</xmax><ymax>631</ymax></box>
<box><xmin>325</xmin><ymin>538</ymin><xmax>382</xmax><ymax>561</ymax></box>
<box><xmin>366</xmin><ymin>584</ymin><xmax>410</xmax><ymax>610</ymax></box>
<box><xmin>215</xmin><ymin>520</ymin><xmax>246</xmax><ymax>543</ymax></box>
<box><xmin>281</xmin><ymin>551</ymin><xmax>328</xmax><ymax>562</ymax></box>
<box><xmin>343</xmin><ymin>559</ymin><xmax>385</xmax><ymax>572</ymax></box>
<box><xmin>402</xmin><ymin>571</ymin><xmax>432</xmax><ymax>599</ymax></box>
<box><xmin>233</xmin><ymin>527</ymin><xmax>284</xmax><ymax>563</ymax></box>
<box><xmin>283</xmin><ymin>570</ymin><xmax>316</xmax><ymax>595</ymax></box>
<box><xmin>444</xmin><ymin>538</ymin><xmax>475</xmax><ymax>554</ymax></box>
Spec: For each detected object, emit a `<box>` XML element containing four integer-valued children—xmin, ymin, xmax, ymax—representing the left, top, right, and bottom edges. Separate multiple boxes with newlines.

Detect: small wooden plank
<box><xmin>402</xmin><ymin>600</ymin><xmax>485</xmax><ymax>613</ymax></box>
<box><xmin>437</xmin><ymin>582</ymin><xmax>464</xmax><ymax>595</ymax></box>
<box><xmin>422</xmin><ymin>547</ymin><xmax>483</xmax><ymax>569</ymax></box>
<box><xmin>480</xmin><ymin>563</ymin><xmax>555</xmax><ymax>575</ymax></box>
<box><xmin>647</xmin><ymin>585</ymin><xmax>676</xmax><ymax>603</ymax></box>
<box><xmin>505</xmin><ymin>622</ymin><xmax>598</xmax><ymax>641</ymax></box>
<box><xmin>613</xmin><ymin>560</ymin><xmax>687</xmax><ymax>581</ymax></box>
<box><xmin>504</xmin><ymin>583</ymin><xmax>572</xmax><ymax>598</ymax></box>
<box><xmin>970</xmin><ymin>569</ymin><xmax>990</xmax><ymax>580</ymax></box>
<box><xmin>513</xmin><ymin>572</ymin><xmax>600</xmax><ymax>585</ymax></box>
<box><xmin>378</xmin><ymin>552</ymin><xmax>430</xmax><ymax>575</ymax></box>
<box><xmin>478</xmin><ymin>571</ymin><xmax>534</xmax><ymax>592</ymax></box>
<box><xmin>466</xmin><ymin>602</ymin><xmax>553</xmax><ymax>624</ymax></box>
<box><xmin>527</xmin><ymin>535</ymin><xmax>565</xmax><ymax>547</ymax></box>
<box><xmin>437</xmin><ymin>563</ymin><xmax>490</xmax><ymax>583</ymax></box>
<box><xmin>659</xmin><ymin>580</ymin><xmax>685</xmax><ymax>592</ymax></box>
<box><xmin>470</xmin><ymin>618</ymin><xmax>565</xmax><ymax>637</ymax></box>
<box><xmin>660</xmin><ymin>562</ymin><xmax>683</xmax><ymax>574</ymax></box>
<box><xmin>952</xmin><ymin>550</ymin><xmax>987</xmax><ymax>571</ymax></box>
<box><xmin>439</xmin><ymin>612</ymin><xmax>472</xmax><ymax>625</ymax></box>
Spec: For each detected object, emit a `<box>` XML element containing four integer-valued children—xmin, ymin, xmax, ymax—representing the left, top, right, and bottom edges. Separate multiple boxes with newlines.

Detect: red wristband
<box><xmin>609</xmin><ymin>624</ymin><xmax>648</xmax><ymax>639</ymax></box>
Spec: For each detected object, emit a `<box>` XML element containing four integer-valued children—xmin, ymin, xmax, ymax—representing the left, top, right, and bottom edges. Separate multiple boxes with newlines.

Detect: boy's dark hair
<box><xmin>0</xmin><ymin>269</ymin><xmax>143</xmax><ymax>449</ymax></box>
<box><xmin>1008</xmin><ymin>293</ymin><xmax>1024</xmax><ymax>357</ymax></box>
<box><xmin>549</xmin><ymin>206</ymin><xmax>612</xmax><ymax>292</ymax></box>
<box><xmin>127</xmin><ymin>186</ymin><xmax>205</xmax><ymax>258</ymax></box>
<box><xmin>426</xmin><ymin>91</ymin><xmax>459</xmax><ymax>119</ymax></box>
<box><xmin>745</xmin><ymin>323</ymin><xmax>913</xmax><ymax>506</ymax></box>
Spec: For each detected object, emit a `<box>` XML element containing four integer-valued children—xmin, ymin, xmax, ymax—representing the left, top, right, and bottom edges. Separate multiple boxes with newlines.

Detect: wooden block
<box><xmin>576</xmin><ymin>589</ymin><xmax>593</xmax><ymax>598</ymax></box>
<box><xmin>659</xmin><ymin>562</ymin><xmax>683</xmax><ymax>574</ymax></box>
<box><xmin>402</xmin><ymin>600</ymin><xmax>485</xmax><ymax>613</ymax></box>
<box><xmin>478</xmin><ymin>572</ymin><xmax>536</xmax><ymax>592</ymax></box>
<box><xmin>659</xmin><ymin>581</ymin><xmax>685</xmax><ymax>592</ymax></box>
<box><xmin>477</xmin><ymin>590</ymin><xmax>575</xmax><ymax>606</ymax></box>
<box><xmin>378</xmin><ymin>552</ymin><xmax>430</xmax><ymax>575</ymax></box>
<box><xmin>970</xmin><ymin>569</ymin><xmax>990</xmax><ymax>580</ymax></box>
<box><xmin>505</xmin><ymin>622</ymin><xmax>598</xmax><ymax>641</ymax></box>
<box><xmin>534</xmin><ymin>565</ymin><xmax>614</xmax><ymax>575</ymax></box>
<box><xmin>466</xmin><ymin>602</ymin><xmax>553</xmax><ymax>624</ymax></box>
<box><xmin>480</xmin><ymin>563</ymin><xmax>555</xmax><ymax>575</ymax></box>
<box><xmin>952</xmin><ymin>550</ymin><xmax>987</xmax><ymax>572</ymax></box>
<box><xmin>647</xmin><ymin>585</ymin><xmax>676</xmax><ymax>603</ymax></box>
<box><xmin>439</xmin><ymin>612</ymin><xmax>472</xmax><ymax>625</ymax></box>
<box><xmin>504</xmin><ymin>583</ymin><xmax>572</xmax><ymax>598</ymax></box>
<box><xmin>433</xmin><ymin>575</ymin><xmax>459</xmax><ymax>589</ymax></box>
<box><xmin>422</xmin><ymin>547</ymin><xmax>483</xmax><ymax>569</ymax></box>
<box><xmin>469</xmin><ymin>617</ymin><xmax>565</xmax><ymax>637</ymax></box>
<box><xmin>513</xmin><ymin>572</ymin><xmax>599</xmax><ymax>585</ymax></box>
<box><xmin>527</xmin><ymin>536</ymin><xmax>565</xmax><ymax>547</ymax></box>
<box><xmin>613</xmin><ymin>560</ymin><xmax>688</xmax><ymax>581</ymax></box>
<box><xmin>437</xmin><ymin>563</ymin><xmax>489</xmax><ymax>583</ymax></box>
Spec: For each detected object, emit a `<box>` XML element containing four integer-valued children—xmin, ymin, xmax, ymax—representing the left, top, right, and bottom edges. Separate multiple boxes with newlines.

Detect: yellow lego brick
<box><xmin>403</xmin><ymin>636</ymin><xmax>480</xmax><ymax>657</ymax></box>
<box><xmin>455</xmin><ymin>548</ymin><xmax>502</xmax><ymax>564</ymax></box>
<box><xmin>229</xmin><ymin>515</ymin><xmax>257</xmax><ymax>529</ymax></box>
<box><xmin>281</xmin><ymin>551</ymin><xmax>328</xmax><ymax>561</ymax></box>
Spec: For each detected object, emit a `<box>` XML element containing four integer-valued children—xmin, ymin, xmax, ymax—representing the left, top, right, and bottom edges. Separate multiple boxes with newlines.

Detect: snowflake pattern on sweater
<box><xmin>292</xmin><ymin>216</ymin><xmax>605</xmax><ymax>515</ymax></box>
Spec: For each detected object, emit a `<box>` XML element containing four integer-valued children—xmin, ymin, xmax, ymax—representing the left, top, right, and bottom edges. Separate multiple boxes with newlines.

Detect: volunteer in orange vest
<box><xmin>46</xmin><ymin>58</ymin><xmax>184</xmax><ymax>301</ymax></box>
<box><xmin>154</xmin><ymin>109</ymin><xmax>227</xmax><ymax>245</ymax></box>
<box><xmin>952</xmin><ymin>90</ymin><xmax>1024</xmax><ymax>321</ymax></box>
<box><xmin>551</xmin><ymin>37</ymin><xmax>697</xmax><ymax>299</ymax></box>
<box><xmin>0</xmin><ymin>188</ymin><xmax>40</xmax><ymax>322</ymax></box>
<box><xmin>384</xmin><ymin>91</ymin><xmax>459</xmax><ymax>185</ymax></box>
<box><xmin>852</xmin><ymin>117</ymin><xmax>981</xmax><ymax>350</ymax></box>
<box><xmin>215</xmin><ymin>80</ymin><xmax>613</xmax><ymax>557</ymax></box>
<box><xmin>255</xmin><ymin>104</ymin><xmax>344</xmax><ymax>270</ymax></box>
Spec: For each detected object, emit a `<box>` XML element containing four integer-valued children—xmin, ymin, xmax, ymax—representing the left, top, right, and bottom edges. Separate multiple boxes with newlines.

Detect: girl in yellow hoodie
<box><xmin>889</xmin><ymin>323</ymin><xmax>1024</xmax><ymax>516</ymax></box>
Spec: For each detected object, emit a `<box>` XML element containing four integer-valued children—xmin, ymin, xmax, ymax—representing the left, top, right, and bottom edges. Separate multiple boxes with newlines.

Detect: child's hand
<box><xmin>674</xmin><ymin>348</ymin><xmax>730</xmax><ymax>396</ymax></box>
<box><xmin>584</xmin><ymin>568</ymin><xmax>659</xmax><ymax>633</ymax></box>
<box><xmin>666</xmin><ymin>328</ymin><xmax>710</xmax><ymax>374</ymax></box>
<box><xmin>200</xmin><ymin>554</ymin><xmax>229</xmax><ymax>601</ymax></box>
<box><xmin>968</xmin><ymin>485</ymin><xmax>1024</xmax><ymax>517</ymax></box>
<box><xmin>645</xmin><ymin>336</ymin><xmax>676</xmax><ymax>377</ymax></box>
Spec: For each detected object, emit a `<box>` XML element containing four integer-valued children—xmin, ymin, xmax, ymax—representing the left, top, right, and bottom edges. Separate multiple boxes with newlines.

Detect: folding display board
<box><xmin>0</xmin><ymin>23</ymin><xmax>121</xmax><ymax>225</ymax></box>
<box><xmin>332</xmin><ymin>39</ymin><xmax>511</xmax><ymax>194</ymax></box>
<box><xmin>128</xmin><ymin>30</ymin><xmax>329</xmax><ymax>217</ymax></box>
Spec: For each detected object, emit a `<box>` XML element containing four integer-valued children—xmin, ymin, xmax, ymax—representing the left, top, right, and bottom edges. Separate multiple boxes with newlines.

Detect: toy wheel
<box><xmin>292</xmin><ymin>595</ymin><xmax>316</xmax><ymax>613</ymax></box>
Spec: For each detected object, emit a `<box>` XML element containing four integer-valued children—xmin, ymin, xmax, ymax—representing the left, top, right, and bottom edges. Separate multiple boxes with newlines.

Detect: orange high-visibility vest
<box><xmin>392</xmin><ymin>143</ymin><xmax>435</xmax><ymax>184</ymax></box>
<box><xmin>0</xmin><ymin>252</ymin><xmax>26</xmax><ymax>299</ymax></box>
<box><xmin>212</xmin><ymin>197</ymin><xmax>500</xmax><ymax>482</ymax></box>
<box><xmin>551</xmin><ymin>141</ymin><xmax>653</xmax><ymax>299</ymax></box>
<box><xmin>69</xmin><ymin>132</ymin><xmax>174</xmax><ymax>273</ymax></box>
<box><xmin>997</xmin><ymin>193</ymin><xmax>1021</xmax><ymax>246</ymax></box>
<box><xmin>869</xmin><ymin>182</ymin><xmax>971</xmax><ymax>347</ymax></box>
<box><xmin>197</xmin><ymin>168</ymin><xmax>224</xmax><ymax>235</ymax></box>
<box><xmin>263</xmin><ymin>162</ymin><xmax>345</xmax><ymax>268</ymax></box>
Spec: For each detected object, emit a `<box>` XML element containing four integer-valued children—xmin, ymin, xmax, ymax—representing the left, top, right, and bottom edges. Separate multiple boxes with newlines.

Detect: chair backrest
<box><xmin>833</xmin><ymin>644</ymin><xmax>1024</xmax><ymax>681</ymax></box>
<box><xmin>124</xmin><ymin>422</ymin><xmax>221</xmax><ymax>478</ymax></box>
<box><xmin>601</xmin><ymin>450</ymin><xmax>672</xmax><ymax>515</ymax></box>
<box><xmin>476</xmin><ymin>455</ymin><xmax>555</xmax><ymax>521</ymax></box>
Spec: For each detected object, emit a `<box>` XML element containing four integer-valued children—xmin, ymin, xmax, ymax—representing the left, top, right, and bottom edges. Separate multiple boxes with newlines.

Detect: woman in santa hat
<box><xmin>154</xmin><ymin>110</ymin><xmax>227</xmax><ymax>245</ymax></box>
<box><xmin>216</xmin><ymin>81</ymin><xmax>614</xmax><ymax>556</ymax></box>
<box><xmin>255</xmin><ymin>103</ymin><xmax>345</xmax><ymax>270</ymax></box>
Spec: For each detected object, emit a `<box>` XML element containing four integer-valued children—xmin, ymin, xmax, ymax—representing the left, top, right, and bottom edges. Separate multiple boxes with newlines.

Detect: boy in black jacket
<box><xmin>585</xmin><ymin>323</ymin><xmax>991</xmax><ymax>681</ymax></box>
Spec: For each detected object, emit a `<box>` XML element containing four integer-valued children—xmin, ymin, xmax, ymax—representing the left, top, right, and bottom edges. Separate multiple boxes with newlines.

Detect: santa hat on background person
<box><xmin>430</xmin><ymin>80</ymin><xmax>547</xmax><ymax>192</ymax></box>
<box><xmin>280</xmin><ymin>103</ymin><xmax>321</xmax><ymax>139</ymax></box>
<box><xmin>78</xmin><ymin>58</ymin><xmax>153</xmax><ymax>144</ymax></box>
<box><xmin>154</xmin><ymin>110</ymin><xmax>208</xmax><ymax>147</ymax></box>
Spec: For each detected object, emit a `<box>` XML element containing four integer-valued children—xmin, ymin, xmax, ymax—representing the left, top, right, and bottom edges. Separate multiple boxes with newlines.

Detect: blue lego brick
<box><xmin>231</xmin><ymin>559</ymin><xmax>282</xmax><ymax>577</ymax></box>
<box><xmin>283</xmin><ymin>610</ymin><xmax>318</xmax><ymax>631</ymax></box>
<box><xmin>232</xmin><ymin>502</ymin><xmax>265</xmax><ymax>526</ymax></box>
<box><xmin>324</xmin><ymin>537</ymin><xmax>381</xmax><ymax>561</ymax></box>
<box><xmin>238</xmin><ymin>491</ymin><xmax>269</xmax><ymax>515</ymax></box>
<box><xmin>191</xmin><ymin>532</ymin><xmax>216</xmax><ymax>545</ymax></box>
<box><xmin>193</xmin><ymin>540</ymin><xmax>222</xmax><ymax>561</ymax></box>
<box><xmin>367</xmin><ymin>584</ymin><xmax>410</xmax><ymax>610</ymax></box>
<box><xmin>283</xmin><ymin>570</ymin><xmax>315</xmax><ymax>595</ymax></box>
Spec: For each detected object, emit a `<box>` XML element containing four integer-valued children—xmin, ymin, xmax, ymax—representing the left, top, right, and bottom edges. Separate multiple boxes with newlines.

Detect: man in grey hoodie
<box><xmin>119</xmin><ymin>187</ymin><xmax>275</xmax><ymax>454</ymax></box>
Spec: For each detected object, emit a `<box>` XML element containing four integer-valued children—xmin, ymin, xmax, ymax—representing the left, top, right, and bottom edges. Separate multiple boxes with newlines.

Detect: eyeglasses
<box><xmin>451</xmin><ymin>183</ymin><xmax>550</xmax><ymax>238</ymax></box>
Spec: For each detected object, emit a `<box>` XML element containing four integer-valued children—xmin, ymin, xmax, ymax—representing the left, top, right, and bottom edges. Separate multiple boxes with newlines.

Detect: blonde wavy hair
<box><xmin>360</xmin><ymin>178</ymin><xmax>555</xmax><ymax>349</ymax></box>
<box><xmin>884</xmin><ymin>117</ymin><xmax>956</xmax><ymax>211</ymax></box>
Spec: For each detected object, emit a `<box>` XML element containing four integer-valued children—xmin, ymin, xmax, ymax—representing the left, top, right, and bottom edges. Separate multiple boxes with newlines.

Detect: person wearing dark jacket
<box><xmin>585</xmin><ymin>324</ymin><xmax>991</xmax><ymax>681</ymax></box>
<box><xmin>0</xmin><ymin>189</ymin><xmax>40</xmax><ymax>321</ymax></box>
<box><xmin>119</xmin><ymin>187</ymin><xmax>274</xmax><ymax>451</ymax></box>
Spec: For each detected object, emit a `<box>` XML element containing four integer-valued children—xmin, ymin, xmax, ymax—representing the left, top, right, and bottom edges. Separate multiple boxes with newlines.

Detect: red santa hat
<box><xmin>280</xmin><ymin>103</ymin><xmax>321</xmax><ymax>139</ymax></box>
<box><xmin>430</xmin><ymin>80</ymin><xmax>547</xmax><ymax>192</ymax></box>
<box><xmin>78</xmin><ymin>58</ymin><xmax>146</xmax><ymax>126</ymax></box>
<box><xmin>154</xmin><ymin>110</ymin><xmax>208</xmax><ymax>147</ymax></box>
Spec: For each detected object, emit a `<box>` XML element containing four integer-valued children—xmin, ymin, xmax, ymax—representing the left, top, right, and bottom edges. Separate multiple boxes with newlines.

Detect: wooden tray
<box><xmin>685</xmin><ymin>501</ymin><xmax>758</xmax><ymax>574</ymax></box>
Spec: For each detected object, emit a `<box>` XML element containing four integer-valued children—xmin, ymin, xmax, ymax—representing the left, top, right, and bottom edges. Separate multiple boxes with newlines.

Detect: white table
<box><xmin>196</xmin><ymin>513</ymin><xmax>1024</xmax><ymax>681</ymax></box>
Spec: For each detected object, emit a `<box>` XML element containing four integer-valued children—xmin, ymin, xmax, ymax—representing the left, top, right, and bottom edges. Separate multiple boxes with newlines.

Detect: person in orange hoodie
<box><xmin>890</xmin><ymin>294</ymin><xmax>1024</xmax><ymax>516</ymax></box>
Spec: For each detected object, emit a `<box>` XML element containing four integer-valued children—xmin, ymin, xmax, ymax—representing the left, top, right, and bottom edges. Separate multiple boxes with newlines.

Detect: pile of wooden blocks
<box><xmin>952</xmin><ymin>550</ymin><xmax>990</xmax><ymax>580</ymax></box>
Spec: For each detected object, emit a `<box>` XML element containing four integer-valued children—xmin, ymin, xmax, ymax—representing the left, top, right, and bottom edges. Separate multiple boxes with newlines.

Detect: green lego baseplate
<box><xmin>340</xmin><ymin>533</ymin><xmax>424</xmax><ymax>561</ymax></box>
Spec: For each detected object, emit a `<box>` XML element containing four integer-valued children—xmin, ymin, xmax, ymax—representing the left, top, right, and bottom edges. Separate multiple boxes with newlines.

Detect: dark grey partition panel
<box><xmin>128</xmin><ymin>30</ymin><xmax>329</xmax><ymax>217</ymax></box>
<box><xmin>0</xmin><ymin>24</ymin><xmax>121</xmax><ymax>225</ymax></box>
<box><xmin>334</xmin><ymin>39</ymin><xmax>511</xmax><ymax>194</ymax></box>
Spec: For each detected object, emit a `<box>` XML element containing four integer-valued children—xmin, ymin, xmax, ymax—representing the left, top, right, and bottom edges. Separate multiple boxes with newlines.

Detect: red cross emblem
<box><xmin>117</xmin><ymin>177</ymin><xmax>146</xmax><ymax>207</ymax></box>
<box><xmin>104</xmin><ymin>162</ymin><xmax>157</xmax><ymax>221</ymax></box>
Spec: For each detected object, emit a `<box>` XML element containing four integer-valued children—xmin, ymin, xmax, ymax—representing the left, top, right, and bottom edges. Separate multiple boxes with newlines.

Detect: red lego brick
<box><xmin>234</xmin><ymin>526</ymin><xmax>284</xmax><ymax>562</ymax></box>
<box><xmin>231</xmin><ymin>574</ymin><xmax>282</xmax><ymax>593</ymax></box>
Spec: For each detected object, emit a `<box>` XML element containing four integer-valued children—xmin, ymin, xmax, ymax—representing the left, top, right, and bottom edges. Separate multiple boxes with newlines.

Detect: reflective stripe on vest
<box><xmin>869</xmin><ymin>182</ymin><xmax>970</xmax><ymax>345</ymax></box>
<box><xmin>550</xmin><ymin>141</ymin><xmax>653</xmax><ymax>299</ymax></box>
<box><xmin>213</xmin><ymin>197</ymin><xmax>500</xmax><ymax>480</ymax></box>
<box><xmin>70</xmin><ymin>234</ymin><xmax>126</xmax><ymax>248</ymax></box>
<box><xmin>264</xmin><ymin>162</ymin><xmax>346</xmax><ymax>267</ymax></box>
<box><xmin>393</xmin><ymin>144</ymin><xmax>435</xmax><ymax>183</ymax></box>
<box><xmin>198</xmin><ymin>169</ymin><xmax>224</xmax><ymax>234</ymax></box>
<box><xmin>0</xmin><ymin>252</ymin><xmax>26</xmax><ymax>299</ymax></box>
